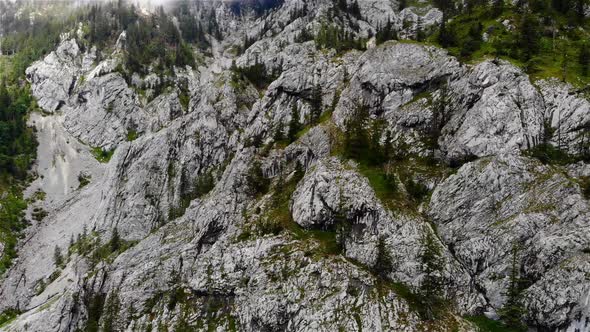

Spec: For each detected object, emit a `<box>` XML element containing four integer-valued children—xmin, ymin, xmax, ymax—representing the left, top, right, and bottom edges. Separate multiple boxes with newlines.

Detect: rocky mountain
<box><xmin>1</xmin><ymin>0</ymin><xmax>590</xmax><ymax>331</ymax></box>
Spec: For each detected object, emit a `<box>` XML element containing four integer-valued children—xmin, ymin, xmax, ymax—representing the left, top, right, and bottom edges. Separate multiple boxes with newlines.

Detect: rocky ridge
<box><xmin>1</xmin><ymin>0</ymin><xmax>590</xmax><ymax>331</ymax></box>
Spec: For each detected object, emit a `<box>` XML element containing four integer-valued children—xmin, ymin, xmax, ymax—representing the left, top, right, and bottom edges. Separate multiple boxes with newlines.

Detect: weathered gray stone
<box><xmin>3</xmin><ymin>1</ymin><xmax>590</xmax><ymax>331</ymax></box>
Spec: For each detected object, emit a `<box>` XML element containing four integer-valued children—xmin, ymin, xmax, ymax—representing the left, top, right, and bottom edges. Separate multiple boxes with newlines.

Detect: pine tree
<box><xmin>492</xmin><ymin>0</ymin><xmax>505</xmax><ymax>17</ymax></box>
<box><xmin>373</xmin><ymin>237</ymin><xmax>393</xmax><ymax>278</ymax></box>
<box><xmin>416</xmin><ymin>17</ymin><xmax>426</xmax><ymax>42</ymax></box>
<box><xmin>552</xmin><ymin>0</ymin><xmax>571</xmax><ymax>14</ymax></box>
<box><xmin>343</xmin><ymin>103</ymin><xmax>370</xmax><ymax>160</ymax></box>
<box><xmin>110</xmin><ymin>227</ymin><xmax>121</xmax><ymax>253</ymax></box>
<box><xmin>419</xmin><ymin>229</ymin><xmax>445</xmax><ymax>320</ymax></box>
<box><xmin>350</xmin><ymin>0</ymin><xmax>362</xmax><ymax>18</ymax></box>
<box><xmin>376</xmin><ymin>18</ymin><xmax>397</xmax><ymax>44</ymax></box>
<box><xmin>333</xmin><ymin>193</ymin><xmax>349</xmax><ymax>252</ymax></box>
<box><xmin>246</xmin><ymin>160</ymin><xmax>270</xmax><ymax>195</ymax></box>
<box><xmin>0</xmin><ymin>81</ymin><xmax>10</xmax><ymax>111</ymax></box>
<box><xmin>288</xmin><ymin>103</ymin><xmax>302</xmax><ymax>143</ymax></box>
<box><xmin>368</xmin><ymin>120</ymin><xmax>385</xmax><ymax>165</ymax></box>
<box><xmin>575</xmin><ymin>0</ymin><xmax>586</xmax><ymax>22</ymax></box>
<box><xmin>102</xmin><ymin>291</ymin><xmax>121</xmax><ymax>332</ymax></box>
<box><xmin>399</xmin><ymin>0</ymin><xmax>408</xmax><ymax>11</ymax></box>
<box><xmin>461</xmin><ymin>22</ymin><xmax>482</xmax><ymax>57</ymax></box>
<box><xmin>438</xmin><ymin>14</ymin><xmax>455</xmax><ymax>48</ymax></box>
<box><xmin>383</xmin><ymin>130</ymin><xmax>394</xmax><ymax>161</ymax></box>
<box><xmin>499</xmin><ymin>245</ymin><xmax>527</xmax><ymax>330</ymax></box>
<box><xmin>294</xmin><ymin>161</ymin><xmax>305</xmax><ymax>181</ymax></box>
<box><xmin>519</xmin><ymin>13</ymin><xmax>540</xmax><ymax>61</ymax></box>
<box><xmin>54</xmin><ymin>245</ymin><xmax>63</xmax><ymax>268</ymax></box>
<box><xmin>310</xmin><ymin>84</ymin><xmax>323</xmax><ymax>124</ymax></box>
<box><xmin>296</xmin><ymin>27</ymin><xmax>313</xmax><ymax>43</ymax></box>
<box><xmin>434</xmin><ymin>0</ymin><xmax>454</xmax><ymax>12</ymax></box>
<box><xmin>425</xmin><ymin>85</ymin><xmax>450</xmax><ymax>152</ymax></box>
<box><xmin>273</xmin><ymin>122</ymin><xmax>285</xmax><ymax>142</ymax></box>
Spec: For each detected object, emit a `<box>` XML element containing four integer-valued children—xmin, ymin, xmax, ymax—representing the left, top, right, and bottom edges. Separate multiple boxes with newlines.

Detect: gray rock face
<box><xmin>144</xmin><ymin>92</ymin><xmax>184</xmax><ymax>132</ymax></box>
<box><xmin>3</xmin><ymin>1</ymin><xmax>590</xmax><ymax>331</ymax></box>
<box><xmin>290</xmin><ymin>157</ymin><xmax>484</xmax><ymax>313</ymax></box>
<box><xmin>524</xmin><ymin>255</ymin><xmax>590</xmax><ymax>329</ymax></box>
<box><xmin>64</xmin><ymin>73</ymin><xmax>149</xmax><ymax>150</ymax></box>
<box><xmin>290</xmin><ymin>158</ymin><xmax>380</xmax><ymax>230</ymax></box>
<box><xmin>334</xmin><ymin>41</ymin><xmax>462</xmax><ymax>129</ymax></box>
<box><xmin>538</xmin><ymin>78</ymin><xmax>590</xmax><ymax>155</ymax></box>
<box><xmin>428</xmin><ymin>154</ymin><xmax>590</xmax><ymax>327</ymax></box>
<box><xmin>441</xmin><ymin>61</ymin><xmax>545</xmax><ymax>160</ymax></box>
<box><xmin>335</xmin><ymin>49</ymin><xmax>545</xmax><ymax>161</ymax></box>
<box><xmin>25</xmin><ymin>39</ymin><xmax>92</xmax><ymax>113</ymax></box>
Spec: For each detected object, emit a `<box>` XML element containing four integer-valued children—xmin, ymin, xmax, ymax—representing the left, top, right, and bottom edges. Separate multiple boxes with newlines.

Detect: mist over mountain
<box><xmin>1</xmin><ymin>0</ymin><xmax>590</xmax><ymax>331</ymax></box>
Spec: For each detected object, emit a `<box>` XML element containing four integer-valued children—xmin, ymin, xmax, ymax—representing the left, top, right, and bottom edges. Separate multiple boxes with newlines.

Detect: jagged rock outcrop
<box><xmin>538</xmin><ymin>78</ymin><xmax>590</xmax><ymax>155</ymax></box>
<box><xmin>25</xmin><ymin>39</ymin><xmax>95</xmax><ymax>113</ymax></box>
<box><xmin>334</xmin><ymin>47</ymin><xmax>545</xmax><ymax>161</ymax></box>
<box><xmin>64</xmin><ymin>73</ymin><xmax>150</xmax><ymax>149</ymax></box>
<box><xmin>441</xmin><ymin>61</ymin><xmax>545</xmax><ymax>160</ymax></box>
<box><xmin>428</xmin><ymin>153</ymin><xmax>590</xmax><ymax>327</ymax></box>
<box><xmin>290</xmin><ymin>157</ymin><xmax>485</xmax><ymax>313</ymax></box>
<box><xmin>333</xmin><ymin>41</ymin><xmax>463</xmax><ymax>129</ymax></box>
<box><xmin>524</xmin><ymin>255</ymin><xmax>590</xmax><ymax>329</ymax></box>
<box><xmin>2</xmin><ymin>1</ymin><xmax>590</xmax><ymax>331</ymax></box>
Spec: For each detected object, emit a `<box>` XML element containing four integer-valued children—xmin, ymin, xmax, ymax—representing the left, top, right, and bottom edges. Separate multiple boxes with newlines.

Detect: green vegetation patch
<box><xmin>580</xmin><ymin>176</ymin><xmax>590</xmax><ymax>199</ymax></box>
<box><xmin>0</xmin><ymin>190</ymin><xmax>28</xmax><ymax>275</ymax></box>
<box><xmin>230</xmin><ymin>59</ymin><xmax>282</xmax><ymax>91</ymax></box>
<box><xmin>329</xmin><ymin>104</ymin><xmax>452</xmax><ymax>214</ymax></box>
<box><xmin>78</xmin><ymin>173</ymin><xmax>91</xmax><ymax>189</ymax></box>
<box><xmin>431</xmin><ymin>0</ymin><xmax>590</xmax><ymax>87</ymax></box>
<box><xmin>0</xmin><ymin>309</ymin><xmax>20</xmax><ymax>328</ymax></box>
<box><xmin>69</xmin><ymin>227</ymin><xmax>136</xmax><ymax>269</ymax></box>
<box><xmin>91</xmin><ymin>147</ymin><xmax>115</xmax><ymax>163</ymax></box>
<box><xmin>126</xmin><ymin>129</ymin><xmax>139</xmax><ymax>142</ymax></box>
<box><xmin>239</xmin><ymin>163</ymin><xmax>344</xmax><ymax>256</ymax></box>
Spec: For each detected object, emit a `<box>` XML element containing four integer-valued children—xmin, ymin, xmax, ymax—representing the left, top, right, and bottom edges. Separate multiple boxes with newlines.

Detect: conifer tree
<box><xmin>425</xmin><ymin>85</ymin><xmax>450</xmax><ymax>152</ymax></box>
<box><xmin>350</xmin><ymin>0</ymin><xmax>362</xmax><ymax>18</ymax></box>
<box><xmin>376</xmin><ymin>18</ymin><xmax>397</xmax><ymax>44</ymax></box>
<box><xmin>419</xmin><ymin>229</ymin><xmax>445</xmax><ymax>320</ymax></box>
<box><xmin>54</xmin><ymin>245</ymin><xmax>63</xmax><ymax>267</ymax></box>
<box><xmin>288</xmin><ymin>103</ymin><xmax>302</xmax><ymax>143</ymax></box>
<box><xmin>373</xmin><ymin>237</ymin><xmax>393</xmax><ymax>279</ymax></box>
<box><xmin>368</xmin><ymin>120</ymin><xmax>385</xmax><ymax>165</ymax></box>
<box><xmin>492</xmin><ymin>0</ymin><xmax>505</xmax><ymax>17</ymax></box>
<box><xmin>343</xmin><ymin>103</ymin><xmax>370</xmax><ymax>160</ymax></box>
<box><xmin>246</xmin><ymin>160</ymin><xmax>270</xmax><ymax>195</ymax></box>
<box><xmin>438</xmin><ymin>14</ymin><xmax>454</xmax><ymax>47</ymax></box>
<box><xmin>0</xmin><ymin>81</ymin><xmax>10</xmax><ymax>110</ymax></box>
<box><xmin>575</xmin><ymin>0</ymin><xmax>586</xmax><ymax>22</ymax></box>
<box><xmin>399</xmin><ymin>0</ymin><xmax>408</xmax><ymax>11</ymax></box>
<box><xmin>102</xmin><ymin>291</ymin><xmax>121</xmax><ymax>332</ymax></box>
<box><xmin>333</xmin><ymin>192</ymin><xmax>349</xmax><ymax>252</ymax></box>
<box><xmin>110</xmin><ymin>227</ymin><xmax>121</xmax><ymax>253</ymax></box>
<box><xmin>273</xmin><ymin>122</ymin><xmax>285</xmax><ymax>142</ymax></box>
<box><xmin>310</xmin><ymin>84</ymin><xmax>323</xmax><ymax>124</ymax></box>
<box><xmin>416</xmin><ymin>17</ymin><xmax>426</xmax><ymax>41</ymax></box>
<box><xmin>519</xmin><ymin>13</ymin><xmax>540</xmax><ymax>61</ymax></box>
<box><xmin>499</xmin><ymin>245</ymin><xmax>527</xmax><ymax>330</ymax></box>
